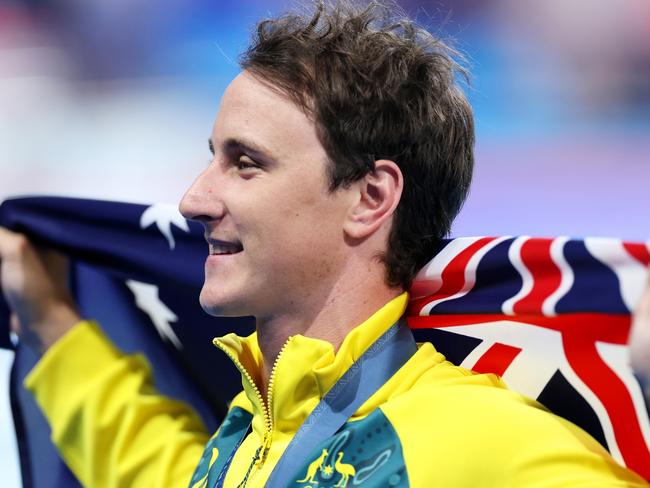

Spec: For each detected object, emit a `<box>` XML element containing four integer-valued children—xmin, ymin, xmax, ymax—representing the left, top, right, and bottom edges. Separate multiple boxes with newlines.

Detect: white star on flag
<box><xmin>140</xmin><ymin>203</ymin><xmax>190</xmax><ymax>250</ymax></box>
<box><xmin>126</xmin><ymin>280</ymin><xmax>183</xmax><ymax>349</ymax></box>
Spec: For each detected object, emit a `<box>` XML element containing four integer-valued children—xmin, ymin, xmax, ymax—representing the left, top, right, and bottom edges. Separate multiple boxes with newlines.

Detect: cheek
<box><xmin>237</xmin><ymin>180</ymin><xmax>347</xmax><ymax>255</ymax></box>
<box><xmin>248</xmin><ymin>214</ymin><xmax>338</xmax><ymax>267</ymax></box>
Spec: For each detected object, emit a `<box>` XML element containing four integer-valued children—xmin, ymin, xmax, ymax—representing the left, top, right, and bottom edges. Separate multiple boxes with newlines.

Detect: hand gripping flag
<box><xmin>0</xmin><ymin>197</ymin><xmax>649</xmax><ymax>485</ymax></box>
<box><xmin>0</xmin><ymin>197</ymin><xmax>255</xmax><ymax>488</ymax></box>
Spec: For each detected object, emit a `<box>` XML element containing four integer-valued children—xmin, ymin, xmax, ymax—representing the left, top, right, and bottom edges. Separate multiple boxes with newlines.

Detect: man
<box><xmin>0</xmin><ymin>1</ymin><xmax>648</xmax><ymax>486</ymax></box>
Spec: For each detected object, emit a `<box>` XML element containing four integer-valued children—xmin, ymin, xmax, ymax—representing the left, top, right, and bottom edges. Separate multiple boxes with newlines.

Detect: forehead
<box><xmin>213</xmin><ymin>71</ymin><xmax>324</xmax><ymax>160</ymax></box>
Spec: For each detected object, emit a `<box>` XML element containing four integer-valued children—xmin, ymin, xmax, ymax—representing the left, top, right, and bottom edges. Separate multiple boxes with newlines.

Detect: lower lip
<box><xmin>206</xmin><ymin>252</ymin><xmax>241</xmax><ymax>264</ymax></box>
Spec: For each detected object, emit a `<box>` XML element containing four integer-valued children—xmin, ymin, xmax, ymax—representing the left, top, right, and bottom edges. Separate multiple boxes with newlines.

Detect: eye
<box><xmin>206</xmin><ymin>140</ymin><xmax>216</xmax><ymax>166</ymax></box>
<box><xmin>235</xmin><ymin>156</ymin><xmax>259</xmax><ymax>171</ymax></box>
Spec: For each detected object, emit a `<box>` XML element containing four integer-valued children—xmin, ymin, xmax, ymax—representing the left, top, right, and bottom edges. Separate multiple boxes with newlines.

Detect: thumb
<box><xmin>0</xmin><ymin>226</ymin><xmax>25</xmax><ymax>258</ymax></box>
<box><xmin>630</xmin><ymin>268</ymin><xmax>650</xmax><ymax>378</ymax></box>
<box><xmin>9</xmin><ymin>313</ymin><xmax>21</xmax><ymax>336</ymax></box>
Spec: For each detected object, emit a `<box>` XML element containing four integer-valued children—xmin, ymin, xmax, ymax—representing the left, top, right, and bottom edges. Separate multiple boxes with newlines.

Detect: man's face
<box><xmin>180</xmin><ymin>72</ymin><xmax>356</xmax><ymax>320</ymax></box>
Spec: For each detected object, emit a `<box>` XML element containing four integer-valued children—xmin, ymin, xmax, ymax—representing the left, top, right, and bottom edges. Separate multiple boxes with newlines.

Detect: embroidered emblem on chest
<box><xmin>293</xmin><ymin>409</ymin><xmax>408</xmax><ymax>487</ymax></box>
<box><xmin>296</xmin><ymin>449</ymin><xmax>329</xmax><ymax>483</ymax></box>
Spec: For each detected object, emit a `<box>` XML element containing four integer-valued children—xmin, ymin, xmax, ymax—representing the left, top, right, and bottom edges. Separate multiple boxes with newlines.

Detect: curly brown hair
<box><xmin>240</xmin><ymin>0</ymin><xmax>474</xmax><ymax>289</ymax></box>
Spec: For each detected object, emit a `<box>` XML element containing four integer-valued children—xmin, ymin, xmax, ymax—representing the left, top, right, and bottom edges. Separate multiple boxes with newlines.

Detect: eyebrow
<box><xmin>208</xmin><ymin>137</ymin><xmax>276</xmax><ymax>162</ymax></box>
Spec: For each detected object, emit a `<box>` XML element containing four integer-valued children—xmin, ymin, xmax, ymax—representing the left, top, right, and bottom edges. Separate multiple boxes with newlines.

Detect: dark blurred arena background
<box><xmin>0</xmin><ymin>0</ymin><xmax>649</xmax><ymax>484</ymax></box>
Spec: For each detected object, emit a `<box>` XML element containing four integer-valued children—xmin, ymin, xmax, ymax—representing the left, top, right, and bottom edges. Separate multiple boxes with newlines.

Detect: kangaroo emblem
<box><xmin>297</xmin><ymin>448</ymin><xmax>329</xmax><ymax>483</ymax></box>
<box><xmin>333</xmin><ymin>452</ymin><xmax>356</xmax><ymax>488</ymax></box>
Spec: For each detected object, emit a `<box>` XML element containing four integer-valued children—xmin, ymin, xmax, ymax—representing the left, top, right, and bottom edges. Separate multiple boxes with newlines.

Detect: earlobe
<box><xmin>344</xmin><ymin>160</ymin><xmax>403</xmax><ymax>240</ymax></box>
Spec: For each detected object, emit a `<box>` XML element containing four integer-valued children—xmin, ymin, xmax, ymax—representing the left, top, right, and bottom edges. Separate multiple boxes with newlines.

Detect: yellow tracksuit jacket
<box><xmin>26</xmin><ymin>293</ymin><xmax>648</xmax><ymax>487</ymax></box>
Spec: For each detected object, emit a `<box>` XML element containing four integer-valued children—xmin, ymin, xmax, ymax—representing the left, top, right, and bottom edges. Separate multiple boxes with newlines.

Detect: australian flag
<box><xmin>409</xmin><ymin>235</ymin><xmax>650</xmax><ymax>480</ymax></box>
<box><xmin>0</xmin><ymin>197</ymin><xmax>648</xmax><ymax>486</ymax></box>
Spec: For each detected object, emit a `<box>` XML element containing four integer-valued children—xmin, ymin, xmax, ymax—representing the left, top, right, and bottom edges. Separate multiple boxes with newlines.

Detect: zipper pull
<box><xmin>237</xmin><ymin>446</ymin><xmax>262</xmax><ymax>488</ymax></box>
<box><xmin>256</xmin><ymin>432</ymin><xmax>272</xmax><ymax>466</ymax></box>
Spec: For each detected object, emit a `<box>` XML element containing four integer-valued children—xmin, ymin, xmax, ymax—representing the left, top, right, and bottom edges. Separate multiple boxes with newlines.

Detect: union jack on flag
<box><xmin>408</xmin><ymin>236</ymin><xmax>650</xmax><ymax>480</ymax></box>
<box><xmin>0</xmin><ymin>197</ymin><xmax>649</xmax><ymax>485</ymax></box>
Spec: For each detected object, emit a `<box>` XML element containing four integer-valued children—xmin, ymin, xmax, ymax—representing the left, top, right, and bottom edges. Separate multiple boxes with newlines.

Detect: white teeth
<box><xmin>210</xmin><ymin>242</ymin><xmax>243</xmax><ymax>255</ymax></box>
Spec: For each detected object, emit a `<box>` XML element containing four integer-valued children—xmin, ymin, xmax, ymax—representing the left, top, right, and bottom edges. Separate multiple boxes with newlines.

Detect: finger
<box><xmin>0</xmin><ymin>226</ymin><xmax>28</xmax><ymax>258</ymax></box>
<box><xmin>630</xmin><ymin>267</ymin><xmax>650</xmax><ymax>375</ymax></box>
<box><xmin>9</xmin><ymin>313</ymin><xmax>21</xmax><ymax>335</ymax></box>
<box><xmin>632</xmin><ymin>268</ymin><xmax>650</xmax><ymax>327</ymax></box>
<box><xmin>39</xmin><ymin>246</ymin><xmax>70</xmax><ymax>284</ymax></box>
<box><xmin>632</xmin><ymin>268</ymin><xmax>650</xmax><ymax>340</ymax></box>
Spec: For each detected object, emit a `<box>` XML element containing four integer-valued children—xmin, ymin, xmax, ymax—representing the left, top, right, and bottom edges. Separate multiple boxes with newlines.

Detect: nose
<box><xmin>179</xmin><ymin>166</ymin><xmax>225</xmax><ymax>224</ymax></box>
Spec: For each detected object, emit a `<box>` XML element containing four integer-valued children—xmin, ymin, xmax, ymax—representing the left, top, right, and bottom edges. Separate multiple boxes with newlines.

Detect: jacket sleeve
<box><xmin>383</xmin><ymin>365</ymin><xmax>649</xmax><ymax>487</ymax></box>
<box><xmin>24</xmin><ymin>320</ymin><xmax>210</xmax><ymax>488</ymax></box>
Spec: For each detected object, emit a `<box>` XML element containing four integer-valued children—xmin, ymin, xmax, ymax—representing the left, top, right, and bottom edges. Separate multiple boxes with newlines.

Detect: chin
<box><xmin>199</xmin><ymin>288</ymin><xmax>247</xmax><ymax>318</ymax></box>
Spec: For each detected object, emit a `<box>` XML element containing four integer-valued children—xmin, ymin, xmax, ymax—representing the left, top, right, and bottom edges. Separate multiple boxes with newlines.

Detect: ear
<box><xmin>343</xmin><ymin>159</ymin><xmax>403</xmax><ymax>240</ymax></box>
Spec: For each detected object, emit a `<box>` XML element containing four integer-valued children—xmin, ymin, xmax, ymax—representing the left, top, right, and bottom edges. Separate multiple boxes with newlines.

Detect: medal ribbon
<box><xmin>213</xmin><ymin>318</ymin><xmax>417</xmax><ymax>487</ymax></box>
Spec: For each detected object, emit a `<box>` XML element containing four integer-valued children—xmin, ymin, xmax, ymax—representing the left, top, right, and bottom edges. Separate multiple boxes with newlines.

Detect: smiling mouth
<box><xmin>209</xmin><ymin>240</ymin><xmax>244</xmax><ymax>256</ymax></box>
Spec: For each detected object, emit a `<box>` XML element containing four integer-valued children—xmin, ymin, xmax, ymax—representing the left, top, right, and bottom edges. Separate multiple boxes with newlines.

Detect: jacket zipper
<box><xmin>213</xmin><ymin>337</ymin><xmax>293</xmax><ymax>486</ymax></box>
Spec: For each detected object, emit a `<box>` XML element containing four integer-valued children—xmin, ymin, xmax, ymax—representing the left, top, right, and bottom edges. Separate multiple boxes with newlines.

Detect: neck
<box><xmin>255</xmin><ymin>280</ymin><xmax>402</xmax><ymax>396</ymax></box>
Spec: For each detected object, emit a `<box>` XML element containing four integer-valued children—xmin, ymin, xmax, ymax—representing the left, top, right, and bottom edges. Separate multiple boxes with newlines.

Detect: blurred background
<box><xmin>0</xmin><ymin>0</ymin><xmax>649</xmax><ymax>485</ymax></box>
